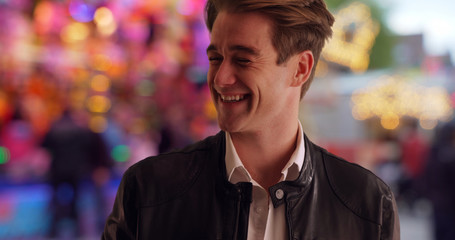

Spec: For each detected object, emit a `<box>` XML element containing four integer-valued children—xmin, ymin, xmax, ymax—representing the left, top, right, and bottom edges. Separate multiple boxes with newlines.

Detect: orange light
<box><xmin>92</xmin><ymin>54</ymin><xmax>112</xmax><ymax>72</ymax></box>
<box><xmin>61</xmin><ymin>22</ymin><xmax>90</xmax><ymax>43</ymax></box>
<box><xmin>87</xmin><ymin>95</ymin><xmax>111</xmax><ymax>113</ymax></box>
<box><xmin>91</xmin><ymin>74</ymin><xmax>110</xmax><ymax>92</ymax></box>
<box><xmin>89</xmin><ymin>115</ymin><xmax>108</xmax><ymax>133</ymax></box>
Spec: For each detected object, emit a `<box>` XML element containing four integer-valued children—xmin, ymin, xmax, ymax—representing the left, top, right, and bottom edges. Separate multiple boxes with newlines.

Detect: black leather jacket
<box><xmin>103</xmin><ymin>131</ymin><xmax>400</xmax><ymax>239</ymax></box>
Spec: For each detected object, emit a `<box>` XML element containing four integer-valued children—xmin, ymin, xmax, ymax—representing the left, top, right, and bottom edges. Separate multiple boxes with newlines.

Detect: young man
<box><xmin>102</xmin><ymin>0</ymin><xmax>400</xmax><ymax>239</ymax></box>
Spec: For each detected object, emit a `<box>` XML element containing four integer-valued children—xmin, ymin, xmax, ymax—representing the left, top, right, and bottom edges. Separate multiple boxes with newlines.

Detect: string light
<box><xmin>322</xmin><ymin>2</ymin><xmax>379</xmax><ymax>73</ymax></box>
<box><xmin>351</xmin><ymin>75</ymin><xmax>453</xmax><ymax>130</ymax></box>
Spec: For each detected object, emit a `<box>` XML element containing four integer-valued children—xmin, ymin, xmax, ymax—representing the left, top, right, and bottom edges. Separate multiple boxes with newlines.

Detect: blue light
<box><xmin>69</xmin><ymin>0</ymin><xmax>96</xmax><ymax>23</ymax></box>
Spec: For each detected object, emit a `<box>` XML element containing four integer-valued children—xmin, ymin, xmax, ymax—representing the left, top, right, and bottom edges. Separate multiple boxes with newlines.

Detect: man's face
<box><xmin>207</xmin><ymin>11</ymin><xmax>300</xmax><ymax>134</ymax></box>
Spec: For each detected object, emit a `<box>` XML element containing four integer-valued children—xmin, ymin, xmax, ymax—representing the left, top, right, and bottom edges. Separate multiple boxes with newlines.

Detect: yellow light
<box><xmin>91</xmin><ymin>74</ymin><xmax>110</xmax><ymax>92</ymax></box>
<box><xmin>97</xmin><ymin>21</ymin><xmax>117</xmax><ymax>36</ymax></box>
<box><xmin>89</xmin><ymin>115</ymin><xmax>108</xmax><ymax>133</ymax></box>
<box><xmin>94</xmin><ymin>7</ymin><xmax>117</xmax><ymax>36</ymax></box>
<box><xmin>60</xmin><ymin>22</ymin><xmax>90</xmax><ymax>43</ymax></box>
<box><xmin>419</xmin><ymin>117</ymin><xmax>438</xmax><ymax>130</ymax></box>
<box><xmin>351</xmin><ymin>103</ymin><xmax>371</xmax><ymax>120</ymax></box>
<box><xmin>87</xmin><ymin>95</ymin><xmax>111</xmax><ymax>113</ymax></box>
<box><xmin>351</xmin><ymin>74</ymin><xmax>454</xmax><ymax>130</ymax></box>
<box><xmin>94</xmin><ymin>7</ymin><xmax>114</xmax><ymax>27</ymax></box>
<box><xmin>381</xmin><ymin>112</ymin><xmax>400</xmax><ymax>130</ymax></box>
<box><xmin>322</xmin><ymin>2</ymin><xmax>379</xmax><ymax>73</ymax></box>
<box><xmin>421</xmin><ymin>87</ymin><xmax>454</xmax><ymax>121</ymax></box>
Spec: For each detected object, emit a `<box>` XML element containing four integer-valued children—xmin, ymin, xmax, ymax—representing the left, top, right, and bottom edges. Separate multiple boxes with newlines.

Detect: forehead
<box><xmin>209</xmin><ymin>11</ymin><xmax>275</xmax><ymax>53</ymax></box>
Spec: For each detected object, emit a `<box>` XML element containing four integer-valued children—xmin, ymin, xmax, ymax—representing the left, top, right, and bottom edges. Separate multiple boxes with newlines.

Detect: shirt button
<box><xmin>275</xmin><ymin>189</ymin><xmax>284</xmax><ymax>200</ymax></box>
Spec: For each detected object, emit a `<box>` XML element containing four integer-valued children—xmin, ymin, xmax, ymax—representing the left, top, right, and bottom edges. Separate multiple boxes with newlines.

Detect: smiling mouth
<box><xmin>220</xmin><ymin>94</ymin><xmax>247</xmax><ymax>103</ymax></box>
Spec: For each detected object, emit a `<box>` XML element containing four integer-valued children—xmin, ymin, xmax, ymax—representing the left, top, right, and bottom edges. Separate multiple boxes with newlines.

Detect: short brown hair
<box><xmin>205</xmin><ymin>0</ymin><xmax>334</xmax><ymax>98</ymax></box>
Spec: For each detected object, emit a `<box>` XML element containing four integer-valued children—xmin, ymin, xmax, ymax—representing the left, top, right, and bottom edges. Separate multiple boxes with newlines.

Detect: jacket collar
<box><xmin>224</xmin><ymin>122</ymin><xmax>305</xmax><ymax>184</ymax></box>
<box><xmin>269</xmin><ymin>134</ymin><xmax>315</xmax><ymax>208</ymax></box>
<box><xmin>214</xmin><ymin>131</ymin><xmax>315</xmax><ymax>207</ymax></box>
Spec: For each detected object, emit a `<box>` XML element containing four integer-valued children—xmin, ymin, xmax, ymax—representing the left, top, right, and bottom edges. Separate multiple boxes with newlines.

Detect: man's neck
<box><xmin>230</xmin><ymin>120</ymin><xmax>300</xmax><ymax>190</ymax></box>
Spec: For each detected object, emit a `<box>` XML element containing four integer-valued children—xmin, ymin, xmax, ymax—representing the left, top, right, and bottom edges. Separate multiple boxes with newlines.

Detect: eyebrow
<box><xmin>206</xmin><ymin>44</ymin><xmax>261</xmax><ymax>57</ymax></box>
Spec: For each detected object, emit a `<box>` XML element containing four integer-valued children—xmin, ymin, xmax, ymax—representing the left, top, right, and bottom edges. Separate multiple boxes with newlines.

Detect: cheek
<box><xmin>206</xmin><ymin>73</ymin><xmax>214</xmax><ymax>87</ymax></box>
<box><xmin>207</xmin><ymin>68</ymin><xmax>217</xmax><ymax>84</ymax></box>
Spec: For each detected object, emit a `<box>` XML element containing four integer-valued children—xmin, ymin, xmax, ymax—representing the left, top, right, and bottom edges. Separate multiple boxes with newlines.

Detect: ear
<box><xmin>291</xmin><ymin>50</ymin><xmax>314</xmax><ymax>87</ymax></box>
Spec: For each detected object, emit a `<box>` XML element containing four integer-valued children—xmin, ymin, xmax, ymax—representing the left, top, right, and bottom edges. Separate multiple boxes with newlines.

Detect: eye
<box><xmin>208</xmin><ymin>56</ymin><xmax>223</xmax><ymax>65</ymax></box>
<box><xmin>209</xmin><ymin>57</ymin><xmax>222</xmax><ymax>61</ymax></box>
<box><xmin>236</xmin><ymin>58</ymin><xmax>251</xmax><ymax>65</ymax></box>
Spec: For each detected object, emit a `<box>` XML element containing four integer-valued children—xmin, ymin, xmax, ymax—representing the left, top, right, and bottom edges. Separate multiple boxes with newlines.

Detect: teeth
<box><xmin>220</xmin><ymin>94</ymin><xmax>245</xmax><ymax>102</ymax></box>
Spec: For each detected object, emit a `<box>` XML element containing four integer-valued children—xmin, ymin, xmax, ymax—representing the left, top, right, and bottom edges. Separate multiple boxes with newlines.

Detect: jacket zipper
<box><xmin>233</xmin><ymin>188</ymin><xmax>242</xmax><ymax>240</ymax></box>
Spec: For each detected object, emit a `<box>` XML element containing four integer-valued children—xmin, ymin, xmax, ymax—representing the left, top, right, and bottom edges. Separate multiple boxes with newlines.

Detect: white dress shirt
<box><xmin>225</xmin><ymin>122</ymin><xmax>305</xmax><ymax>240</ymax></box>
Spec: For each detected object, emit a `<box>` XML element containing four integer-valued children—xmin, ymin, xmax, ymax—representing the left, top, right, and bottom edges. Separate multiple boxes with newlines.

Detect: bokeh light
<box><xmin>0</xmin><ymin>147</ymin><xmax>11</xmax><ymax>164</ymax></box>
<box><xmin>92</xmin><ymin>54</ymin><xmax>112</xmax><ymax>72</ymax></box>
<box><xmin>322</xmin><ymin>2</ymin><xmax>379</xmax><ymax>73</ymax></box>
<box><xmin>69</xmin><ymin>0</ymin><xmax>96</xmax><ymax>23</ymax></box>
<box><xmin>94</xmin><ymin>7</ymin><xmax>114</xmax><ymax>27</ymax></box>
<box><xmin>351</xmin><ymin>75</ymin><xmax>453</xmax><ymax>130</ymax></box>
<box><xmin>94</xmin><ymin>7</ymin><xmax>117</xmax><ymax>36</ymax></box>
<box><xmin>111</xmin><ymin>145</ymin><xmax>131</xmax><ymax>162</ymax></box>
<box><xmin>86</xmin><ymin>95</ymin><xmax>111</xmax><ymax>113</ymax></box>
<box><xmin>60</xmin><ymin>22</ymin><xmax>90</xmax><ymax>43</ymax></box>
<box><xmin>90</xmin><ymin>74</ymin><xmax>111</xmax><ymax>92</ymax></box>
<box><xmin>33</xmin><ymin>1</ymin><xmax>54</xmax><ymax>34</ymax></box>
<box><xmin>380</xmin><ymin>112</ymin><xmax>400</xmax><ymax>130</ymax></box>
<box><xmin>89</xmin><ymin>115</ymin><xmax>108</xmax><ymax>133</ymax></box>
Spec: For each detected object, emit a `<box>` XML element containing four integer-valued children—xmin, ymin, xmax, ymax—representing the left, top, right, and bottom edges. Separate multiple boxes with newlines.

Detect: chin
<box><xmin>218</xmin><ymin>120</ymin><xmax>242</xmax><ymax>133</ymax></box>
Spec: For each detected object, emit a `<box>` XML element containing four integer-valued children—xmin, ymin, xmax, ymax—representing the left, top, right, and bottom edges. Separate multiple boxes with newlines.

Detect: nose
<box><xmin>213</xmin><ymin>61</ymin><xmax>236</xmax><ymax>87</ymax></box>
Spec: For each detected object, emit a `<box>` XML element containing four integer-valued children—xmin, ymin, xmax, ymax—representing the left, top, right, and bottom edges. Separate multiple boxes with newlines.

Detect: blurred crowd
<box><xmin>393</xmin><ymin>118</ymin><xmax>455</xmax><ymax>240</ymax></box>
<box><xmin>0</xmin><ymin>0</ymin><xmax>218</xmax><ymax>180</ymax></box>
<box><xmin>0</xmin><ymin>0</ymin><xmax>219</xmax><ymax>237</ymax></box>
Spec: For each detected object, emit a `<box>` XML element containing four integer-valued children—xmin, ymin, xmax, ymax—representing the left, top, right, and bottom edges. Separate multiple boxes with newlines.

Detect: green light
<box><xmin>0</xmin><ymin>147</ymin><xmax>10</xmax><ymax>164</ymax></box>
<box><xmin>111</xmin><ymin>145</ymin><xmax>130</xmax><ymax>162</ymax></box>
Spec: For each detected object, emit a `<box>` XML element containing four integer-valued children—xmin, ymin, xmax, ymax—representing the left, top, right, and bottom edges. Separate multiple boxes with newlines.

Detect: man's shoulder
<box><xmin>312</xmin><ymin>143</ymin><xmax>394</xmax><ymax>221</ymax></box>
<box><xmin>119</xmin><ymin>132</ymin><xmax>225</xmax><ymax>205</ymax></box>
<box><xmin>127</xmin><ymin>131</ymin><xmax>224</xmax><ymax>176</ymax></box>
<box><xmin>320</xmin><ymin>147</ymin><xmax>391</xmax><ymax>193</ymax></box>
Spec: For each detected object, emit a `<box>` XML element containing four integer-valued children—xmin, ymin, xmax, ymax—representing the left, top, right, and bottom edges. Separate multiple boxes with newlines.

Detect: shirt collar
<box><xmin>225</xmin><ymin>122</ymin><xmax>306</xmax><ymax>184</ymax></box>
